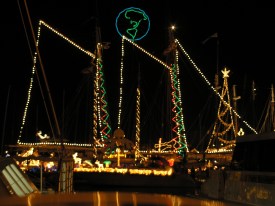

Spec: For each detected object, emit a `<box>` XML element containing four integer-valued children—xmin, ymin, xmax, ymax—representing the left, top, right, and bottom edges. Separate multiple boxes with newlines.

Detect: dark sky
<box><xmin>1</xmin><ymin>1</ymin><xmax>275</xmax><ymax>150</ymax></box>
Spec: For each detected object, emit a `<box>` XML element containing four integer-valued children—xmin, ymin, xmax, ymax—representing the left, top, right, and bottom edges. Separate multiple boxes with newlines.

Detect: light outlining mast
<box><xmin>162</xmin><ymin>25</ymin><xmax>189</xmax><ymax>156</ymax></box>
<box><xmin>205</xmin><ymin>68</ymin><xmax>237</xmax><ymax>153</ymax></box>
<box><xmin>135</xmin><ymin>88</ymin><xmax>141</xmax><ymax>161</ymax></box>
<box><xmin>120</xmin><ymin>25</ymin><xmax>189</xmax><ymax>158</ymax></box>
<box><xmin>93</xmin><ymin>25</ymin><xmax>112</xmax><ymax>146</ymax></box>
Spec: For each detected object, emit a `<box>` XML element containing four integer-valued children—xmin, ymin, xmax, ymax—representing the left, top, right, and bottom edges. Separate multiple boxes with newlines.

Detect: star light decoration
<box><xmin>222</xmin><ymin>67</ymin><xmax>230</xmax><ymax>78</ymax></box>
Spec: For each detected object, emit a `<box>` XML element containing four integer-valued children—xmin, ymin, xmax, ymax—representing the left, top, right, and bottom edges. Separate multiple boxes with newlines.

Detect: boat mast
<box><xmin>251</xmin><ymin>80</ymin><xmax>257</xmax><ymax>128</ymax></box>
<box><xmin>92</xmin><ymin>14</ymin><xmax>112</xmax><ymax>146</ymax></box>
<box><xmin>258</xmin><ymin>84</ymin><xmax>275</xmax><ymax>133</ymax></box>
<box><xmin>23</xmin><ymin>0</ymin><xmax>61</xmax><ymax>140</ymax></box>
<box><xmin>232</xmin><ymin>85</ymin><xmax>241</xmax><ymax>136</ymax></box>
<box><xmin>1</xmin><ymin>86</ymin><xmax>11</xmax><ymax>156</ymax></box>
<box><xmin>23</xmin><ymin>0</ymin><xmax>74</xmax><ymax>193</ymax></box>
<box><xmin>135</xmin><ymin>87</ymin><xmax>141</xmax><ymax>160</ymax></box>
<box><xmin>205</xmin><ymin>67</ymin><xmax>236</xmax><ymax>153</ymax></box>
<box><xmin>165</xmin><ymin>26</ymin><xmax>188</xmax><ymax>156</ymax></box>
<box><xmin>271</xmin><ymin>84</ymin><xmax>275</xmax><ymax>131</ymax></box>
<box><xmin>214</xmin><ymin>33</ymin><xmax>220</xmax><ymax>91</ymax></box>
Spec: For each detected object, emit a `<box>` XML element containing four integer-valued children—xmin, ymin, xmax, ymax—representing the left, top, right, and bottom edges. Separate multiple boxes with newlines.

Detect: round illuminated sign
<box><xmin>115</xmin><ymin>7</ymin><xmax>150</xmax><ymax>41</ymax></box>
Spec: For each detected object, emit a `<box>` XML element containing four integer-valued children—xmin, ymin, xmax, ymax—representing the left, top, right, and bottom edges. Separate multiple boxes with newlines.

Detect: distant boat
<box><xmin>200</xmin><ymin>83</ymin><xmax>275</xmax><ymax>204</ymax></box>
<box><xmin>201</xmin><ymin>131</ymin><xmax>275</xmax><ymax>205</ymax></box>
<box><xmin>257</xmin><ymin>84</ymin><xmax>275</xmax><ymax>133</ymax></box>
<box><xmin>188</xmin><ymin>67</ymin><xmax>246</xmax><ymax>168</ymax></box>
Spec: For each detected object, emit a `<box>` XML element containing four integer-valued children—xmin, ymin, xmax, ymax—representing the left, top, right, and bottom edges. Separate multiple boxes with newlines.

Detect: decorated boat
<box><xmin>6</xmin><ymin>2</ymin><xmax>261</xmax><ymax>195</ymax></box>
<box><xmin>7</xmin><ymin>3</ymin><xmax>198</xmax><ymax>193</ymax></box>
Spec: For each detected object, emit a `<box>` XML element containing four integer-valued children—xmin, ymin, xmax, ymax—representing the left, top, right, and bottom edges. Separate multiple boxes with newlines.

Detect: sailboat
<box><xmin>256</xmin><ymin>84</ymin><xmax>275</xmax><ymax>133</ymax></box>
<box><xmin>7</xmin><ymin>4</ymin><xmax>198</xmax><ymax>193</ymax></box>
<box><xmin>7</xmin><ymin>1</ymin><xmax>264</xmax><ymax>194</ymax></box>
<box><xmin>200</xmin><ymin>87</ymin><xmax>275</xmax><ymax>205</ymax></box>
<box><xmin>202</xmin><ymin>67</ymin><xmax>240</xmax><ymax>166</ymax></box>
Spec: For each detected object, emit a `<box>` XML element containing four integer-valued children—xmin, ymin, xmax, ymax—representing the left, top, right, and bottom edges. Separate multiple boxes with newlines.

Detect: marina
<box><xmin>1</xmin><ymin>1</ymin><xmax>275</xmax><ymax>206</ymax></box>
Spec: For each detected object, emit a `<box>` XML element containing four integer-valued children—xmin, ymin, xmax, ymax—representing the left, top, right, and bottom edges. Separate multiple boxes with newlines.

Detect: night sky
<box><xmin>1</xmin><ymin>1</ymin><xmax>275</xmax><ymax>151</ymax></box>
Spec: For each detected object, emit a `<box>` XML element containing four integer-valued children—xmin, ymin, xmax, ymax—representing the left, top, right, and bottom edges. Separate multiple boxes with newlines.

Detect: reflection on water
<box><xmin>1</xmin><ymin>191</ymin><xmax>244</xmax><ymax>206</ymax></box>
